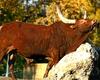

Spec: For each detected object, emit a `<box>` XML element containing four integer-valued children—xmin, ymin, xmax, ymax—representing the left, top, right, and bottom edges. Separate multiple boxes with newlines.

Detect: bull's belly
<box><xmin>17</xmin><ymin>50</ymin><xmax>48</xmax><ymax>59</ymax></box>
<box><xmin>14</xmin><ymin>42</ymin><xmax>49</xmax><ymax>58</ymax></box>
<box><xmin>18</xmin><ymin>52</ymin><xmax>48</xmax><ymax>63</ymax></box>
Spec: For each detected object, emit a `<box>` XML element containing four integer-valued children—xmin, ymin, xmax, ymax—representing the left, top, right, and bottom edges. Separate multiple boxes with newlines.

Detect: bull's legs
<box><xmin>44</xmin><ymin>48</ymin><xmax>59</xmax><ymax>78</ymax></box>
<box><xmin>43</xmin><ymin>57</ymin><xmax>53</xmax><ymax>78</ymax></box>
<box><xmin>9</xmin><ymin>53</ymin><xmax>16</xmax><ymax>80</ymax></box>
<box><xmin>6</xmin><ymin>46</ymin><xmax>16</xmax><ymax>80</ymax></box>
<box><xmin>9</xmin><ymin>63</ymin><xmax>16</xmax><ymax>80</ymax></box>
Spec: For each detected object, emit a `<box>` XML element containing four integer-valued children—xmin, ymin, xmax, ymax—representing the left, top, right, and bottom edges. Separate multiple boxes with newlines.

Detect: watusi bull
<box><xmin>0</xmin><ymin>5</ymin><xmax>97</xmax><ymax>80</ymax></box>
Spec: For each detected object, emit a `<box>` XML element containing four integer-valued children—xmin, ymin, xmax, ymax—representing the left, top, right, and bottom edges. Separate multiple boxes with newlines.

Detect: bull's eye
<box><xmin>79</xmin><ymin>20</ymin><xmax>87</xmax><ymax>24</ymax></box>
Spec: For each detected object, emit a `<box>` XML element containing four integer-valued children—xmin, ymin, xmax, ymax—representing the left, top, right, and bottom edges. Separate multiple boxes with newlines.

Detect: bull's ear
<box><xmin>0</xmin><ymin>26</ymin><xmax>3</xmax><ymax>30</ymax></box>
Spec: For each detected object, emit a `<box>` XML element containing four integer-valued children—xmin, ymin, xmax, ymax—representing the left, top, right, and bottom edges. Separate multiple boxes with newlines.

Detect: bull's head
<box><xmin>56</xmin><ymin>5</ymin><xmax>97</xmax><ymax>32</ymax></box>
<box><xmin>71</xmin><ymin>19</ymin><xmax>97</xmax><ymax>33</ymax></box>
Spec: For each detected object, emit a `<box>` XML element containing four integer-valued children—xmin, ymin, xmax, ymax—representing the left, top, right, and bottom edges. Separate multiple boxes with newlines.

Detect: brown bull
<box><xmin>0</xmin><ymin>5</ymin><xmax>97</xmax><ymax>80</ymax></box>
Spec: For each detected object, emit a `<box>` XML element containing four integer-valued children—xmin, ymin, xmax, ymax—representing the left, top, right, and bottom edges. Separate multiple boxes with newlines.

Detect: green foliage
<box><xmin>0</xmin><ymin>8</ymin><xmax>14</xmax><ymax>25</ymax></box>
<box><xmin>0</xmin><ymin>0</ymin><xmax>50</xmax><ymax>25</ymax></box>
<box><xmin>14</xmin><ymin>55</ymin><xmax>25</xmax><ymax>78</ymax></box>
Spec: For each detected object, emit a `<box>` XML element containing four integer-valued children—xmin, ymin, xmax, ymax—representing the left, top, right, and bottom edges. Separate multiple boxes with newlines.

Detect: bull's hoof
<box><xmin>43</xmin><ymin>74</ymin><xmax>48</xmax><ymax>78</ymax></box>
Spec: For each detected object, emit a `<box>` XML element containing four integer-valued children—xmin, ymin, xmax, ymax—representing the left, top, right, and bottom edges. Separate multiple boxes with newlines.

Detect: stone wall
<box><xmin>45</xmin><ymin>43</ymin><xmax>99</xmax><ymax>80</ymax></box>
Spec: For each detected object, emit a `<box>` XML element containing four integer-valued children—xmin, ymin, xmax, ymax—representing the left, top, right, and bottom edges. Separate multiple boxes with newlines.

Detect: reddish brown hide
<box><xmin>0</xmin><ymin>19</ymin><xmax>97</xmax><ymax>79</ymax></box>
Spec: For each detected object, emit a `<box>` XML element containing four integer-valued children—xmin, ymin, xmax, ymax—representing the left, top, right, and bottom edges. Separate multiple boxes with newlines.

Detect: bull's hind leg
<box><xmin>8</xmin><ymin>50</ymin><xmax>17</xmax><ymax>80</ymax></box>
<box><xmin>44</xmin><ymin>48</ymin><xmax>59</xmax><ymax>78</ymax></box>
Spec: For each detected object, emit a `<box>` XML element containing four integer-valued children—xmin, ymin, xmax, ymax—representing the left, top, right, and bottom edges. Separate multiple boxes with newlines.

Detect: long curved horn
<box><xmin>56</xmin><ymin>5</ymin><xmax>76</xmax><ymax>24</ymax></box>
<box><xmin>83</xmin><ymin>10</ymin><xmax>87</xmax><ymax>19</ymax></box>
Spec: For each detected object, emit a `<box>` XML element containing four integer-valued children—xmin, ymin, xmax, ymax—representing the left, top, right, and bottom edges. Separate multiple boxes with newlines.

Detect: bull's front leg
<box><xmin>23</xmin><ymin>58</ymin><xmax>34</xmax><ymax>79</ymax></box>
<box><xmin>44</xmin><ymin>48</ymin><xmax>59</xmax><ymax>78</ymax></box>
<box><xmin>43</xmin><ymin>57</ymin><xmax>53</xmax><ymax>78</ymax></box>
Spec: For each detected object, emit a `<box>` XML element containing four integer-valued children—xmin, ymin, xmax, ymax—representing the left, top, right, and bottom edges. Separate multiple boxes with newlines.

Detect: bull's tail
<box><xmin>5</xmin><ymin>54</ymin><xmax>9</xmax><ymax>77</ymax></box>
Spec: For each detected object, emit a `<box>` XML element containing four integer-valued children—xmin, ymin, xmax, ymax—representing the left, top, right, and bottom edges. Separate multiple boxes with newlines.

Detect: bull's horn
<box><xmin>56</xmin><ymin>5</ymin><xmax>76</xmax><ymax>24</ymax></box>
<box><xmin>83</xmin><ymin>10</ymin><xmax>87</xmax><ymax>19</ymax></box>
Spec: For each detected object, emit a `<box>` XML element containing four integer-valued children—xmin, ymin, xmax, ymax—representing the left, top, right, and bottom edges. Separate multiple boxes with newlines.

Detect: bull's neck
<box><xmin>67</xmin><ymin>32</ymin><xmax>90</xmax><ymax>53</ymax></box>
